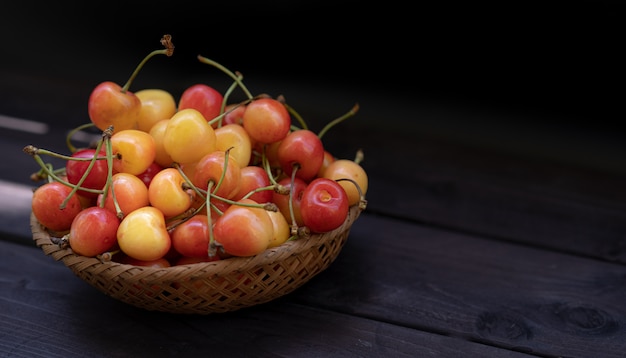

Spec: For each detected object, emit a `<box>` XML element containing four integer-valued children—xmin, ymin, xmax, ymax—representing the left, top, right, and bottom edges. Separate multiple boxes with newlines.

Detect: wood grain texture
<box><xmin>1</xmin><ymin>240</ymin><xmax>531</xmax><ymax>358</ymax></box>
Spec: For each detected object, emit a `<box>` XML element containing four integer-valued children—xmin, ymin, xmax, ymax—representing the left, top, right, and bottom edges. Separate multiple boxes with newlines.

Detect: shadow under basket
<box><xmin>31</xmin><ymin>205</ymin><xmax>362</xmax><ymax>315</ymax></box>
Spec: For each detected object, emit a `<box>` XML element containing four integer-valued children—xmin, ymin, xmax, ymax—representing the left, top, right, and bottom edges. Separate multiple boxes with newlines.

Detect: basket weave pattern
<box><xmin>31</xmin><ymin>205</ymin><xmax>362</xmax><ymax>314</ymax></box>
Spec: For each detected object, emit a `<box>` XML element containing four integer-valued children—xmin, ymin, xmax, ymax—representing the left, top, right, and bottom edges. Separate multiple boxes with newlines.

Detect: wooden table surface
<box><xmin>1</xmin><ymin>3</ymin><xmax>624</xmax><ymax>357</ymax></box>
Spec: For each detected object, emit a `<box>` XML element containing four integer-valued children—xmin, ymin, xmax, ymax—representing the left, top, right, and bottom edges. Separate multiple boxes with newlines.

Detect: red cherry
<box><xmin>300</xmin><ymin>178</ymin><xmax>349</xmax><ymax>233</ymax></box>
<box><xmin>178</xmin><ymin>84</ymin><xmax>224</xmax><ymax>127</ymax></box>
<box><xmin>65</xmin><ymin>148</ymin><xmax>109</xmax><ymax>199</ymax></box>
<box><xmin>277</xmin><ymin>129</ymin><xmax>324</xmax><ymax>182</ymax></box>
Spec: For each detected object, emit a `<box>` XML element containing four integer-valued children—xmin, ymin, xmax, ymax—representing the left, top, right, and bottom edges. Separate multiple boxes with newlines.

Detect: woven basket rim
<box><xmin>31</xmin><ymin>204</ymin><xmax>362</xmax><ymax>280</ymax></box>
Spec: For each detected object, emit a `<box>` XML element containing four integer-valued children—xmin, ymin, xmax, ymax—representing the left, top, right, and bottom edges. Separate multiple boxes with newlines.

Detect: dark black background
<box><xmin>3</xmin><ymin>1</ymin><xmax>622</xmax><ymax>124</ymax></box>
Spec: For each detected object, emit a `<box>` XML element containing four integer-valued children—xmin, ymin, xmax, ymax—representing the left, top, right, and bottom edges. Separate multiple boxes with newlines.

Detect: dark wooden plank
<box><xmin>291</xmin><ymin>212</ymin><xmax>626</xmax><ymax>358</ymax></box>
<box><xmin>0</xmin><ymin>239</ymin><xmax>532</xmax><ymax>358</ymax></box>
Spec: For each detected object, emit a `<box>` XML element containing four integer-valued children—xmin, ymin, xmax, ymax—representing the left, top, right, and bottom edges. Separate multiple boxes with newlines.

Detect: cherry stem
<box><xmin>206</xmin><ymin>181</ymin><xmax>217</xmax><ymax>258</ymax></box>
<box><xmin>60</xmin><ymin>131</ymin><xmax>111</xmax><ymax>209</ymax></box>
<box><xmin>121</xmin><ymin>35</ymin><xmax>174</xmax><ymax>93</ymax></box>
<box><xmin>208</xmin><ymin>147</ymin><xmax>234</xmax><ymax>198</ymax></box>
<box><xmin>23</xmin><ymin>146</ymin><xmax>100</xmax><ymax>194</ymax></box>
<box><xmin>278</xmin><ymin>96</ymin><xmax>309</xmax><ymax>130</ymax></box>
<box><xmin>214</xmin><ymin>72</ymin><xmax>246</xmax><ymax>128</ymax></box>
<box><xmin>209</xmin><ymin>99</ymin><xmax>251</xmax><ymax>128</ymax></box>
<box><xmin>354</xmin><ymin>148</ymin><xmax>364</xmax><ymax>165</ymax></box>
<box><xmin>336</xmin><ymin>177</ymin><xmax>368</xmax><ymax>211</ymax></box>
<box><xmin>261</xmin><ymin>144</ymin><xmax>279</xmax><ymax>186</ymax></box>
<box><xmin>175</xmin><ymin>163</ymin><xmax>205</xmax><ymax>200</ymax></box>
<box><xmin>196</xmin><ymin>55</ymin><xmax>254</xmax><ymax>99</ymax></box>
<box><xmin>65</xmin><ymin>122</ymin><xmax>96</xmax><ymax>153</ymax></box>
<box><xmin>24</xmin><ymin>146</ymin><xmax>106</xmax><ymax>163</ymax></box>
<box><xmin>241</xmin><ymin>185</ymin><xmax>276</xmax><ymax>201</ymax></box>
<box><xmin>288</xmin><ymin>164</ymin><xmax>300</xmax><ymax>236</ymax></box>
<box><xmin>317</xmin><ymin>103</ymin><xmax>360</xmax><ymax>139</ymax></box>
<box><xmin>100</xmin><ymin>127</ymin><xmax>123</xmax><ymax>217</ymax></box>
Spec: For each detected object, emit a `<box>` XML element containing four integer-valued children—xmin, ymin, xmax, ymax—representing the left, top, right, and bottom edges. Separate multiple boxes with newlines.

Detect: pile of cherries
<box><xmin>26</xmin><ymin>35</ymin><xmax>368</xmax><ymax>268</ymax></box>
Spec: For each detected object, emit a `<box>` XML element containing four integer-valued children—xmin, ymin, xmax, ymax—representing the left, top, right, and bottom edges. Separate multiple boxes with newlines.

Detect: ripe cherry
<box><xmin>66</xmin><ymin>148</ymin><xmax>109</xmax><ymax>199</ymax></box>
<box><xmin>300</xmin><ymin>178</ymin><xmax>349</xmax><ymax>233</ymax></box>
<box><xmin>178</xmin><ymin>83</ymin><xmax>224</xmax><ymax>127</ymax></box>
<box><xmin>32</xmin><ymin>181</ymin><xmax>83</xmax><ymax>233</ymax></box>
<box><xmin>277</xmin><ymin>129</ymin><xmax>324</xmax><ymax>182</ymax></box>
<box><xmin>88</xmin><ymin>34</ymin><xmax>174</xmax><ymax>133</ymax></box>
<box><xmin>242</xmin><ymin>98</ymin><xmax>291</xmax><ymax>144</ymax></box>
<box><xmin>69</xmin><ymin>206</ymin><xmax>120</xmax><ymax>257</ymax></box>
<box><xmin>213</xmin><ymin>198</ymin><xmax>273</xmax><ymax>257</ymax></box>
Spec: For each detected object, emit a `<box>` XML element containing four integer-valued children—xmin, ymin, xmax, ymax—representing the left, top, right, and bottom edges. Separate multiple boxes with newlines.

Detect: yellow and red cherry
<box><xmin>266</xmin><ymin>210</ymin><xmax>291</xmax><ymax>248</ymax></box>
<box><xmin>87</xmin><ymin>35</ymin><xmax>175</xmax><ymax>133</ymax></box>
<box><xmin>222</xmin><ymin>103</ymin><xmax>246</xmax><ymax>126</ymax></box>
<box><xmin>32</xmin><ymin>181</ymin><xmax>83</xmax><ymax>233</ymax></box>
<box><xmin>88</xmin><ymin>81</ymin><xmax>141</xmax><ymax>133</ymax></box>
<box><xmin>272</xmin><ymin>176</ymin><xmax>307</xmax><ymax>228</ymax></box>
<box><xmin>178</xmin><ymin>83</ymin><xmax>224</xmax><ymax>127</ymax></box>
<box><xmin>117</xmin><ymin>206</ymin><xmax>171</xmax><ymax>261</ymax></box>
<box><xmin>170</xmin><ymin>214</ymin><xmax>211</xmax><ymax>258</ymax></box>
<box><xmin>148</xmin><ymin>118</ymin><xmax>175</xmax><ymax>168</ymax></box>
<box><xmin>110</xmin><ymin>129</ymin><xmax>157</xmax><ymax>175</ymax></box>
<box><xmin>317</xmin><ymin>150</ymin><xmax>336</xmax><ymax>178</ymax></box>
<box><xmin>163</xmin><ymin>108</ymin><xmax>217</xmax><ymax>165</ymax></box>
<box><xmin>213</xmin><ymin>198</ymin><xmax>273</xmax><ymax>257</ymax></box>
<box><xmin>135</xmin><ymin>88</ymin><xmax>177</xmax><ymax>132</ymax></box>
<box><xmin>277</xmin><ymin>129</ymin><xmax>324</xmax><ymax>182</ymax></box>
<box><xmin>97</xmin><ymin>172</ymin><xmax>150</xmax><ymax>218</ymax></box>
<box><xmin>148</xmin><ymin>167</ymin><xmax>194</xmax><ymax>218</ymax></box>
<box><xmin>242</xmin><ymin>98</ymin><xmax>291</xmax><ymax>144</ymax></box>
<box><xmin>192</xmin><ymin>150</ymin><xmax>242</xmax><ymax>200</ymax></box>
<box><xmin>322</xmin><ymin>158</ymin><xmax>369</xmax><ymax>206</ymax></box>
<box><xmin>215</xmin><ymin>123</ymin><xmax>252</xmax><ymax>169</ymax></box>
<box><xmin>68</xmin><ymin>206</ymin><xmax>120</xmax><ymax>257</ymax></box>
<box><xmin>231</xmin><ymin>165</ymin><xmax>273</xmax><ymax>204</ymax></box>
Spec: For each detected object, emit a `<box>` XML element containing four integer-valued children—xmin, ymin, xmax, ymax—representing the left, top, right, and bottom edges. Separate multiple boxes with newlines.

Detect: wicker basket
<box><xmin>31</xmin><ymin>204</ymin><xmax>362</xmax><ymax>314</ymax></box>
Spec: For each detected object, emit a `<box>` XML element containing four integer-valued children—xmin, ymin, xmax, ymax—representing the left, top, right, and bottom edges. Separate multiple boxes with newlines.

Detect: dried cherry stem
<box><xmin>120</xmin><ymin>34</ymin><xmax>174</xmax><ymax>93</ymax></box>
<box><xmin>50</xmin><ymin>235</ymin><xmax>70</xmax><ymax>249</ymax></box>
<box><xmin>197</xmin><ymin>54</ymin><xmax>254</xmax><ymax>99</ymax></box>
<box><xmin>317</xmin><ymin>103</ymin><xmax>360</xmax><ymax>140</ymax></box>
<box><xmin>97</xmin><ymin>249</ymin><xmax>120</xmax><ymax>262</ymax></box>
